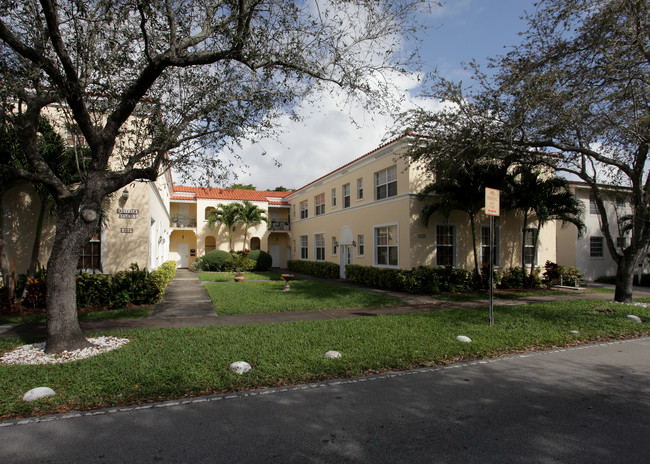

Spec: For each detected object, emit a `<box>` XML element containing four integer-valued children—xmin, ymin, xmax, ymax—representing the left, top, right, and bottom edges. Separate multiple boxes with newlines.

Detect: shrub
<box><xmin>543</xmin><ymin>261</ymin><xmax>584</xmax><ymax>287</ymax></box>
<box><xmin>76</xmin><ymin>272</ymin><xmax>113</xmax><ymax>307</ymax></box>
<box><xmin>201</xmin><ymin>250</ymin><xmax>233</xmax><ymax>271</ymax></box>
<box><xmin>224</xmin><ymin>253</ymin><xmax>256</xmax><ymax>272</ymax></box>
<box><xmin>345</xmin><ymin>264</ymin><xmax>474</xmax><ymax>294</ymax></box>
<box><xmin>287</xmin><ymin>260</ymin><xmax>340</xmax><ymax>279</ymax></box>
<box><xmin>247</xmin><ymin>250</ymin><xmax>273</xmax><ymax>271</ymax></box>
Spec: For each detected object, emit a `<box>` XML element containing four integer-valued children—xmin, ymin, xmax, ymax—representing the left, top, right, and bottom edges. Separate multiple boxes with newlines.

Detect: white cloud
<box><xmin>203</xmin><ymin>71</ymin><xmax>442</xmax><ymax>191</ymax></box>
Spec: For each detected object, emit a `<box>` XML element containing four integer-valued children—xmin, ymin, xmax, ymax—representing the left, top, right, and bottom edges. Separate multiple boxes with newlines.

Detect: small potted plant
<box><xmin>232</xmin><ymin>254</ymin><xmax>246</xmax><ymax>282</ymax></box>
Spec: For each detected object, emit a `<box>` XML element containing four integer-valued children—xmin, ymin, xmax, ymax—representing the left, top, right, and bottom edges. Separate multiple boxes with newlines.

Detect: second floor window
<box><xmin>590</xmin><ymin>236</ymin><xmax>604</xmax><ymax>257</ymax></box>
<box><xmin>375</xmin><ymin>166</ymin><xmax>397</xmax><ymax>200</ymax></box>
<box><xmin>331</xmin><ymin>188</ymin><xmax>337</xmax><ymax>207</ymax></box>
<box><xmin>315</xmin><ymin>193</ymin><xmax>325</xmax><ymax>215</ymax></box>
<box><xmin>357</xmin><ymin>178</ymin><xmax>364</xmax><ymax>199</ymax></box>
<box><xmin>300</xmin><ymin>200</ymin><xmax>308</xmax><ymax>219</ymax></box>
<box><xmin>343</xmin><ymin>183</ymin><xmax>351</xmax><ymax>208</ymax></box>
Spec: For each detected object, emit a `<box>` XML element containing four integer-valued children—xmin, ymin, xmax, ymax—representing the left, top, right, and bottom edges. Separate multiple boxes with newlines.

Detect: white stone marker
<box><xmin>626</xmin><ymin>315</ymin><xmax>642</xmax><ymax>323</ymax></box>
<box><xmin>324</xmin><ymin>351</ymin><xmax>342</xmax><ymax>359</ymax></box>
<box><xmin>23</xmin><ymin>387</ymin><xmax>56</xmax><ymax>402</ymax></box>
<box><xmin>228</xmin><ymin>361</ymin><xmax>252</xmax><ymax>375</ymax></box>
<box><xmin>456</xmin><ymin>335</ymin><xmax>472</xmax><ymax>343</ymax></box>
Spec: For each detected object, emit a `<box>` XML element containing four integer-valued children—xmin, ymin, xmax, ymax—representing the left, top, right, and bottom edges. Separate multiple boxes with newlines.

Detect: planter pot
<box><xmin>234</xmin><ymin>275</ymin><xmax>244</xmax><ymax>282</ymax></box>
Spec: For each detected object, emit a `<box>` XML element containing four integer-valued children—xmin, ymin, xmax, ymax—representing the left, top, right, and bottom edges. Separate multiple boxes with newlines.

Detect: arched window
<box><xmin>205</xmin><ymin>236</ymin><xmax>216</xmax><ymax>253</ymax></box>
<box><xmin>250</xmin><ymin>237</ymin><xmax>261</xmax><ymax>251</ymax></box>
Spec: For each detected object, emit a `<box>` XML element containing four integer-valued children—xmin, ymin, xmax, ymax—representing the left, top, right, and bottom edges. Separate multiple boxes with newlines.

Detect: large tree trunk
<box><xmin>44</xmin><ymin>200</ymin><xmax>97</xmax><ymax>354</ymax></box>
<box><xmin>614</xmin><ymin>253</ymin><xmax>638</xmax><ymax>303</ymax></box>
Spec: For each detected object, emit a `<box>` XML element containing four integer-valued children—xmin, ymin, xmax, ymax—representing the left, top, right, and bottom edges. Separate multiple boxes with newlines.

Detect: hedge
<box><xmin>287</xmin><ymin>260</ymin><xmax>340</xmax><ymax>279</ymax></box>
<box><xmin>345</xmin><ymin>264</ymin><xmax>474</xmax><ymax>293</ymax></box>
<box><xmin>18</xmin><ymin>261</ymin><xmax>177</xmax><ymax>309</ymax></box>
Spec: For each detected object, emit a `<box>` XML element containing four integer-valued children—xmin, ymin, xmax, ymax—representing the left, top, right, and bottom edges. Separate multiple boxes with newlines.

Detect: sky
<box><xmin>181</xmin><ymin>0</ymin><xmax>539</xmax><ymax>192</ymax></box>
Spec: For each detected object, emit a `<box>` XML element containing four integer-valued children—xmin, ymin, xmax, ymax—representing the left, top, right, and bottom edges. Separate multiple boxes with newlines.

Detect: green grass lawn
<box><xmin>197</xmin><ymin>272</ymin><xmax>290</xmax><ymax>282</ymax></box>
<box><xmin>204</xmin><ymin>280</ymin><xmax>403</xmax><ymax>315</ymax></box>
<box><xmin>0</xmin><ymin>306</ymin><xmax>153</xmax><ymax>324</ymax></box>
<box><xmin>1</xmin><ymin>298</ymin><xmax>649</xmax><ymax>420</ymax></box>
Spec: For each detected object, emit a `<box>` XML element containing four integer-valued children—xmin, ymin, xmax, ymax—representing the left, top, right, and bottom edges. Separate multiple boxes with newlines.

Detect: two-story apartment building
<box><xmin>167</xmin><ymin>187</ymin><xmax>291</xmax><ymax>269</ymax></box>
<box><xmin>557</xmin><ymin>181</ymin><xmax>650</xmax><ymax>280</ymax></box>
<box><xmin>286</xmin><ymin>134</ymin><xmax>557</xmax><ymax>278</ymax></box>
<box><xmin>5</xmin><ymin>133</ymin><xmax>559</xmax><ymax>278</ymax></box>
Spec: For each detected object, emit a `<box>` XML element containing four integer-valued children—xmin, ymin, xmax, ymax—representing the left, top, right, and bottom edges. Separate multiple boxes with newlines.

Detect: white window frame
<box><xmin>375</xmin><ymin>165</ymin><xmax>397</xmax><ymax>200</ymax></box>
<box><xmin>589</xmin><ymin>194</ymin><xmax>598</xmax><ymax>215</ymax></box>
<box><xmin>357</xmin><ymin>178</ymin><xmax>364</xmax><ymax>200</ymax></box>
<box><xmin>331</xmin><ymin>188</ymin><xmax>337</xmax><ymax>207</ymax></box>
<box><xmin>480</xmin><ymin>224</ymin><xmax>500</xmax><ymax>268</ymax></box>
<box><xmin>315</xmin><ymin>193</ymin><xmax>325</xmax><ymax>216</ymax></box>
<box><xmin>300</xmin><ymin>200</ymin><xmax>308</xmax><ymax>219</ymax></box>
<box><xmin>299</xmin><ymin>235</ymin><xmax>308</xmax><ymax>260</ymax></box>
<box><xmin>522</xmin><ymin>227</ymin><xmax>538</xmax><ymax>267</ymax></box>
<box><xmin>357</xmin><ymin>234</ymin><xmax>365</xmax><ymax>257</ymax></box>
<box><xmin>435</xmin><ymin>224</ymin><xmax>456</xmax><ymax>267</ymax></box>
<box><xmin>332</xmin><ymin>236</ymin><xmax>338</xmax><ymax>256</ymax></box>
<box><xmin>314</xmin><ymin>233</ymin><xmax>325</xmax><ymax>261</ymax></box>
<box><xmin>374</xmin><ymin>224</ymin><xmax>399</xmax><ymax>267</ymax></box>
<box><xmin>343</xmin><ymin>183</ymin><xmax>351</xmax><ymax>208</ymax></box>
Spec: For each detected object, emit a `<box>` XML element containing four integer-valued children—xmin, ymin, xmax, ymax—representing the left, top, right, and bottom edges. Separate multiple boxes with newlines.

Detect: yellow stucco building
<box><xmin>3</xmin><ymin>134</ymin><xmax>556</xmax><ymax>277</ymax></box>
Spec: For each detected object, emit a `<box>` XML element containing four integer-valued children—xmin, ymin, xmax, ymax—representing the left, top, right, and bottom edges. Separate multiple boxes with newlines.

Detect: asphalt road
<box><xmin>2</xmin><ymin>337</ymin><xmax>650</xmax><ymax>463</ymax></box>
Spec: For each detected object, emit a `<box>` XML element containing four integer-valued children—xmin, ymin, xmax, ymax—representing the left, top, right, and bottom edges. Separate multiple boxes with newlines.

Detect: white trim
<box><xmin>434</xmin><ymin>223</ymin><xmax>457</xmax><ymax>267</ymax></box>
<box><xmin>373</xmin><ymin>222</ymin><xmax>399</xmax><ymax>268</ymax></box>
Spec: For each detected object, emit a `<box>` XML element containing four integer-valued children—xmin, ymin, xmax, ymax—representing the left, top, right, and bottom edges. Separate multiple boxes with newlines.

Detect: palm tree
<box><xmin>509</xmin><ymin>166</ymin><xmax>585</xmax><ymax>286</ymax></box>
<box><xmin>238</xmin><ymin>201</ymin><xmax>268</xmax><ymax>251</ymax></box>
<box><xmin>206</xmin><ymin>203</ymin><xmax>241</xmax><ymax>252</ymax></box>
<box><xmin>419</xmin><ymin>158</ymin><xmax>512</xmax><ymax>276</ymax></box>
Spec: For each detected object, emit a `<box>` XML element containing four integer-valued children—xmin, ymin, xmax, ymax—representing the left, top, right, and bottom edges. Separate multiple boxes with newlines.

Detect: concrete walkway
<box><xmin>2</xmin><ymin>273</ymin><xmax>650</xmax><ymax>338</ymax></box>
<box><xmin>149</xmin><ymin>268</ymin><xmax>216</xmax><ymax>319</ymax></box>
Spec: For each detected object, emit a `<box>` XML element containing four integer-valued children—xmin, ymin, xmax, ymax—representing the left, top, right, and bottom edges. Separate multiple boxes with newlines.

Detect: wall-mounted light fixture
<box><xmin>334</xmin><ymin>240</ymin><xmax>339</xmax><ymax>247</ymax></box>
<box><xmin>352</xmin><ymin>240</ymin><xmax>357</xmax><ymax>247</ymax></box>
<box><xmin>121</xmin><ymin>188</ymin><xmax>129</xmax><ymax>202</ymax></box>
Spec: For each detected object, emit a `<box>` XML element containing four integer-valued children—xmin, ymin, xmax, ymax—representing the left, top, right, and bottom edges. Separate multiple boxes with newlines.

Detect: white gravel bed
<box><xmin>0</xmin><ymin>336</ymin><xmax>130</xmax><ymax>365</ymax></box>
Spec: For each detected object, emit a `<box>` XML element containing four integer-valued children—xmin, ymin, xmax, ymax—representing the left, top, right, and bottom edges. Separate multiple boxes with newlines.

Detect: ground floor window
<box><xmin>78</xmin><ymin>233</ymin><xmax>101</xmax><ymax>270</ymax></box>
<box><xmin>357</xmin><ymin>234</ymin><xmax>365</xmax><ymax>257</ymax></box>
<box><xmin>480</xmin><ymin>225</ymin><xmax>500</xmax><ymax>267</ymax></box>
<box><xmin>315</xmin><ymin>233</ymin><xmax>325</xmax><ymax>261</ymax></box>
<box><xmin>523</xmin><ymin>228</ymin><xmax>537</xmax><ymax>266</ymax></box>
<box><xmin>375</xmin><ymin>225</ymin><xmax>398</xmax><ymax>266</ymax></box>
<box><xmin>590</xmin><ymin>236</ymin><xmax>604</xmax><ymax>258</ymax></box>
<box><xmin>300</xmin><ymin>235</ymin><xmax>308</xmax><ymax>260</ymax></box>
<box><xmin>436</xmin><ymin>225</ymin><xmax>455</xmax><ymax>267</ymax></box>
<box><xmin>332</xmin><ymin>237</ymin><xmax>338</xmax><ymax>255</ymax></box>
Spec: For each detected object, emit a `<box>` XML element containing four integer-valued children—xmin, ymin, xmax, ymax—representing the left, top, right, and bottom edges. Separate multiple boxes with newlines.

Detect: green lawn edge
<box><xmin>1</xmin><ymin>299</ymin><xmax>649</xmax><ymax>421</ymax></box>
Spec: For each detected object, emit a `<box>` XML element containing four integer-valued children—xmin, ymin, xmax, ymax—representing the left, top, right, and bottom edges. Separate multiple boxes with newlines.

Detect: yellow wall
<box><xmin>2</xmin><ymin>183</ymin><xmax>56</xmax><ymax>274</ymax></box>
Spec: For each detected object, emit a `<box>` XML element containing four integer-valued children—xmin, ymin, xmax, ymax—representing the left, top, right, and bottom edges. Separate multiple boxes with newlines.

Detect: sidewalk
<box><xmin>2</xmin><ymin>273</ymin><xmax>649</xmax><ymax>338</ymax></box>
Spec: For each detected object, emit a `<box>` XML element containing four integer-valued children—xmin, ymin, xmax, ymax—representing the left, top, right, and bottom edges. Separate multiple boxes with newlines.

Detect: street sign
<box><xmin>485</xmin><ymin>188</ymin><xmax>500</xmax><ymax>216</ymax></box>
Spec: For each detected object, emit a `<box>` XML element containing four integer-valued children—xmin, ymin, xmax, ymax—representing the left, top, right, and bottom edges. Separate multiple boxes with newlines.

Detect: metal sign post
<box><xmin>485</xmin><ymin>188</ymin><xmax>500</xmax><ymax>326</ymax></box>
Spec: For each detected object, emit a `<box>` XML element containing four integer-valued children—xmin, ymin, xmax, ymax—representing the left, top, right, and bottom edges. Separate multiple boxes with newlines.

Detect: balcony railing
<box><xmin>268</xmin><ymin>221</ymin><xmax>290</xmax><ymax>231</ymax></box>
<box><xmin>171</xmin><ymin>216</ymin><xmax>197</xmax><ymax>228</ymax></box>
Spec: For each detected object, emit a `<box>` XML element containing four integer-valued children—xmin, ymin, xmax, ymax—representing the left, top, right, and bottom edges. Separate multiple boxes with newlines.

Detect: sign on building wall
<box><xmin>118</xmin><ymin>208</ymin><xmax>139</xmax><ymax>219</ymax></box>
<box><xmin>121</xmin><ymin>228</ymin><xmax>133</xmax><ymax>233</ymax></box>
